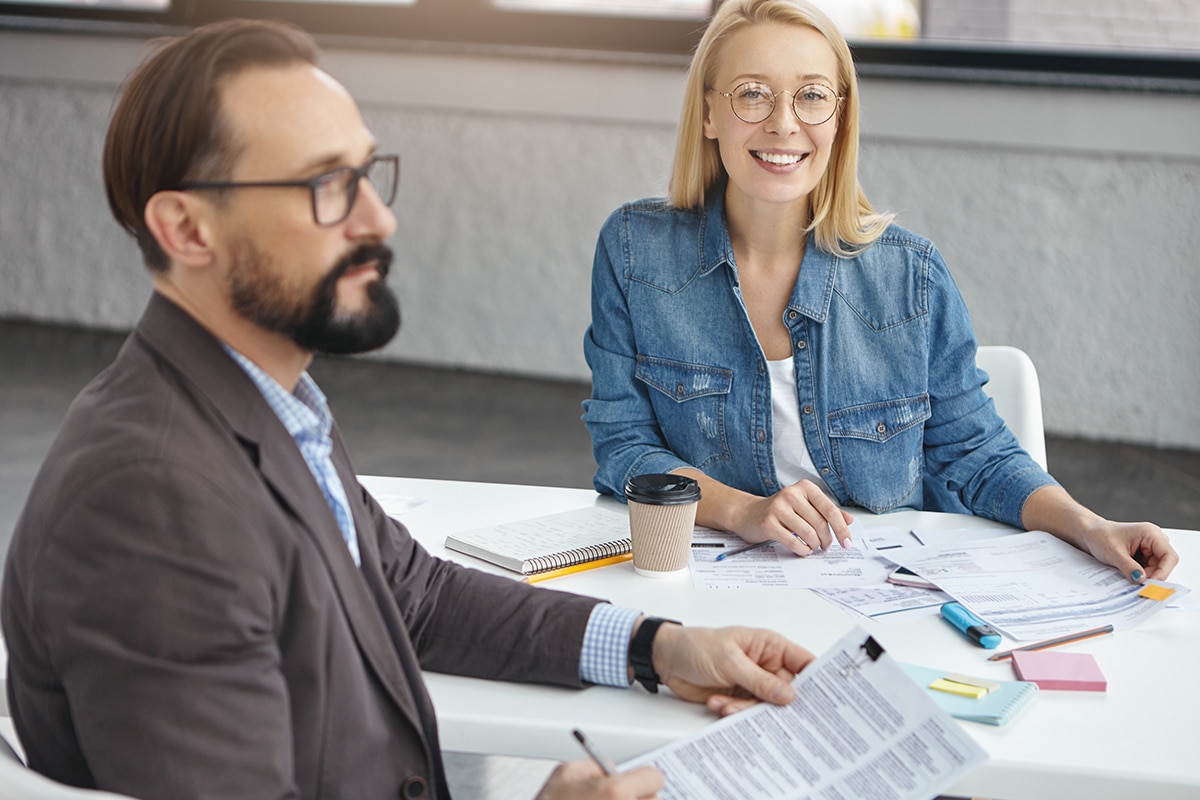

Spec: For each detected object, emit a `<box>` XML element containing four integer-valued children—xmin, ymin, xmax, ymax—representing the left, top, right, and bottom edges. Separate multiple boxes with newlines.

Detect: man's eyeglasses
<box><xmin>178</xmin><ymin>154</ymin><xmax>400</xmax><ymax>226</ymax></box>
<box><xmin>712</xmin><ymin>82</ymin><xmax>843</xmax><ymax>126</ymax></box>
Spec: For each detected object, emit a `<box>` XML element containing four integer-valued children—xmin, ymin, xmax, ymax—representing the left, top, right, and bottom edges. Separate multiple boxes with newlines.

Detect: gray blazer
<box><xmin>2</xmin><ymin>293</ymin><xmax>602</xmax><ymax>799</ymax></box>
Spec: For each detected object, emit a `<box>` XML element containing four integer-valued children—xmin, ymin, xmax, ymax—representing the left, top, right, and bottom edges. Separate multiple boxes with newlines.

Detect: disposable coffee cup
<box><xmin>624</xmin><ymin>474</ymin><xmax>701</xmax><ymax>578</ymax></box>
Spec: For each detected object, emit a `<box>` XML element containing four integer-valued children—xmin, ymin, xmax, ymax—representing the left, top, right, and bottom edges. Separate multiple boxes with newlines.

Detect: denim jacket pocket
<box><xmin>635</xmin><ymin>356</ymin><xmax>734</xmax><ymax>470</ymax></box>
<box><xmin>827</xmin><ymin>394</ymin><xmax>931</xmax><ymax>512</ymax></box>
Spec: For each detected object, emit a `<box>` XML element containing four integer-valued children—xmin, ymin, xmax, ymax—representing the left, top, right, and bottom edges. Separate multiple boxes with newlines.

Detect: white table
<box><xmin>360</xmin><ymin>475</ymin><xmax>1200</xmax><ymax>800</ymax></box>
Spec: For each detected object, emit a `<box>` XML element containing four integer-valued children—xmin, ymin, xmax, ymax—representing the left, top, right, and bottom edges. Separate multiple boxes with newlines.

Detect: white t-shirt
<box><xmin>768</xmin><ymin>356</ymin><xmax>835</xmax><ymax>500</ymax></box>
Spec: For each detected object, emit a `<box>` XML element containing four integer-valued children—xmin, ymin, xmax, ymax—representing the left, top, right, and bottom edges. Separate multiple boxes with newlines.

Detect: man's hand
<box><xmin>650</xmin><ymin>623</ymin><xmax>815</xmax><ymax>716</ymax></box>
<box><xmin>535</xmin><ymin>760</ymin><xmax>664</xmax><ymax>799</ymax></box>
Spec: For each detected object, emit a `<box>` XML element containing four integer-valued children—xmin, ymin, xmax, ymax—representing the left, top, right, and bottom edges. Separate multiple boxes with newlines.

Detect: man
<box><xmin>2</xmin><ymin>19</ymin><xmax>816</xmax><ymax>800</ymax></box>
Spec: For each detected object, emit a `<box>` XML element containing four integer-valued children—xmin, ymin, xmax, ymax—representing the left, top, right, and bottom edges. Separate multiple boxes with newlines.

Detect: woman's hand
<box><xmin>674</xmin><ymin>469</ymin><xmax>853</xmax><ymax>556</ymax></box>
<box><xmin>730</xmin><ymin>481</ymin><xmax>855</xmax><ymax>555</ymax></box>
<box><xmin>1073</xmin><ymin>519</ymin><xmax>1178</xmax><ymax>582</ymax></box>
<box><xmin>1023</xmin><ymin>485</ymin><xmax>1179</xmax><ymax>581</ymax></box>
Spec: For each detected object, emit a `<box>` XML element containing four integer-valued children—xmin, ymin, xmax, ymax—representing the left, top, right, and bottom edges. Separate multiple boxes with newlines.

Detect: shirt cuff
<box><xmin>579</xmin><ymin>603</ymin><xmax>641</xmax><ymax>687</ymax></box>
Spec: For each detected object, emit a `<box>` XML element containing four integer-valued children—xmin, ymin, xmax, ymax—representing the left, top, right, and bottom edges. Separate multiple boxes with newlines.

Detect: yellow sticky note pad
<box><xmin>929</xmin><ymin>678</ymin><xmax>990</xmax><ymax>699</ymax></box>
<box><xmin>945</xmin><ymin>673</ymin><xmax>1001</xmax><ymax>693</ymax></box>
<box><xmin>1139</xmin><ymin>584</ymin><xmax>1175</xmax><ymax>601</ymax></box>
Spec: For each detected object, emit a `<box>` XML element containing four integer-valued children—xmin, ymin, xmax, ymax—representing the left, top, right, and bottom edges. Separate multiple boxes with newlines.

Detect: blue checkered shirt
<box><xmin>225</xmin><ymin>349</ymin><xmax>361</xmax><ymax>567</ymax></box>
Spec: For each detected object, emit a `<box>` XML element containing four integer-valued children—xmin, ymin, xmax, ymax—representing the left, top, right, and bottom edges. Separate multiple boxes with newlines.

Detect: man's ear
<box><xmin>143</xmin><ymin>191</ymin><xmax>217</xmax><ymax>269</ymax></box>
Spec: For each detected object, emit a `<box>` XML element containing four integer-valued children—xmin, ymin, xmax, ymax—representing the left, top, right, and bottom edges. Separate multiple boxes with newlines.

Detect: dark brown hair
<box><xmin>103</xmin><ymin>18</ymin><xmax>319</xmax><ymax>272</ymax></box>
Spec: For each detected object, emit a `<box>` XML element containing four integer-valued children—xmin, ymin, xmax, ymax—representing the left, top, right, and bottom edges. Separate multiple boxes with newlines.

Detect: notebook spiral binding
<box><xmin>526</xmin><ymin>539</ymin><xmax>633</xmax><ymax>573</ymax></box>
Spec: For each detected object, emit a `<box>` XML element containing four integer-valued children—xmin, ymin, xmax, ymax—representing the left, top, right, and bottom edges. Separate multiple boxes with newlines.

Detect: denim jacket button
<box><xmin>802</xmin><ymin>405</ymin><xmax>814</xmax><ymax>415</ymax></box>
<box><xmin>795</xmin><ymin>340</ymin><xmax>807</xmax><ymax>350</ymax></box>
<box><xmin>676</xmin><ymin>383</ymin><xmax>685</xmax><ymax>397</ymax></box>
<box><xmin>876</xmin><ymin>422</ymin><xmax>887</xmax><ymax>435</ymax></box>
<box><xmin>757</xmin><ymin>429</ymin><xmax>766</xmax><ymax>442</ymax></box>
<box><xmin>787</xmin><ymin>310</ymin><xmax>799</xmax><ymax>321</ymax></box>
<box><xmin>821</xmin><ymin>468</ymin><xmax>830</xmax><ymax>475</ymax></box>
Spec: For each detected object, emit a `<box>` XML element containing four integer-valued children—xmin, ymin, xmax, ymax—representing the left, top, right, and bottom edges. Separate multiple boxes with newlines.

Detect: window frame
<box><xmin>1</xmin><ymin>0</ymin><xmax>1198</xmax><ymax>92</ymax></box>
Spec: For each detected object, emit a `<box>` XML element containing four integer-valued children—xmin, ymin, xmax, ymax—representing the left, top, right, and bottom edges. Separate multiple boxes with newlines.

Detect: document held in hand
<box><xmin>620</xmin><ymin>627</ymin><xmax>987</xmax><ymax>800</ymax></box>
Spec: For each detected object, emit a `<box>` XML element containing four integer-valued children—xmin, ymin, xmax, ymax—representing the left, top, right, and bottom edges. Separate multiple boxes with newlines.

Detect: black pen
<box><xmin>571</xmin><ymin>728</ymin><xmax>615</xmax><ymax>776</ymax></box>
<box><xmin>714</xmin><ymin>539</ymin><xmax>773</xmax><ymax>562</ymax></box>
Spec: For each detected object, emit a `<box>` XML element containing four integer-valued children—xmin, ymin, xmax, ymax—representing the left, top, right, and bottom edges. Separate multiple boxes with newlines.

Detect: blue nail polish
<box><xmin>1131</xmin><ymin>569</ymin><xmax>1144</xmax><ymax>582</ymax></box>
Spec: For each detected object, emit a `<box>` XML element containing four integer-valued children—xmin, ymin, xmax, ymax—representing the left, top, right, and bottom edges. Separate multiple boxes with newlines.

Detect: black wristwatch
<box><xmin>629</xmin><ymin>617</ymin><xmax>680</xmax><ymax>693</ymax></box>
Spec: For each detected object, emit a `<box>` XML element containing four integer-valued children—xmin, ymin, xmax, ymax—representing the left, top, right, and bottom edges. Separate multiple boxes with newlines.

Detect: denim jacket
<box><xmin>582</xmin><ymin>193</ymin><xmax>1057</xmax><ymax>527</ymax></box>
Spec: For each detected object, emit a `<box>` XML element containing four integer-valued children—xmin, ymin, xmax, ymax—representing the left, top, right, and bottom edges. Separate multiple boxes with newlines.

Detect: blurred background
<box><xmin>3</xmin><ymin>0</ymin><xmax>1198</xmax><ymax>529</ymax></box>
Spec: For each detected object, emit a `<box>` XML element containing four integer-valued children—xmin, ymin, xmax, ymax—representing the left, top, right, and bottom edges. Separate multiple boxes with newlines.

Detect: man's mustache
<box><xmin>333</xmin><ymin>242</ymin><xmax>393</xmax><ymax>280</ymax></box>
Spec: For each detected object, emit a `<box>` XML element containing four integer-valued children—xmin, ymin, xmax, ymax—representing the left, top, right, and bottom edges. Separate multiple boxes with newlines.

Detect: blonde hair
<box><xmin>668</xmin><ymin>0</ymin><xmax>893</xmax><ymax>257</ymax></box>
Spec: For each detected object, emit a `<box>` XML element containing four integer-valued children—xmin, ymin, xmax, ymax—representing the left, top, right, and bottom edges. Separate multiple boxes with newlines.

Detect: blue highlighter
<box><xmin>941</xmin><ymin>602</ymin><xmax>1001</xmax><ymax>649</ymax></box>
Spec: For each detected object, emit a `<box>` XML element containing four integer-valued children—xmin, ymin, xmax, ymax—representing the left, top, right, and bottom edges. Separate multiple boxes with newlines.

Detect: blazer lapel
<box><xmin>253</xmin><ymin>430</ymin><xmax>431</xmax><ymax>735</ymax></box>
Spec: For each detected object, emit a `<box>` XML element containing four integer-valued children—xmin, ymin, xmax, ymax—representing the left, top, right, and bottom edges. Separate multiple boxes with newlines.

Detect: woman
<box><xmin>582</xmin><ymin>0</ymin><xmax>1176</xmax><ymax>582</ymax></box>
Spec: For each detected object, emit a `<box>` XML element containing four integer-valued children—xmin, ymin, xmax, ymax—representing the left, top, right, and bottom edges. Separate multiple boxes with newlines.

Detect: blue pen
<box><xmin>715</xmin><ymin>540</ymin><xmax>773</xmax><ymax>562</ymax></box>
<box><xmin>941</xmin><ymin>602</ymin><xmax>1001</xmax><ymax>649</ymax></box>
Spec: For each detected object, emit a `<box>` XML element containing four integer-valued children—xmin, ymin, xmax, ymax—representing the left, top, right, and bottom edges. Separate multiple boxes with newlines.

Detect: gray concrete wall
<box><xmin>1</xmin><ymin>29</ymin><xmax>1197</xmax><ymax>449</ymax></box>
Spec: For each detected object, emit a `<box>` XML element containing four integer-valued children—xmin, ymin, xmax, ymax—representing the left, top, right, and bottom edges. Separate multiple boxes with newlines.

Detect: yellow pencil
<box><xmin>524</xmin><ymin>553</ymin><xmax>633</xmax><ymax>584</ymax></box>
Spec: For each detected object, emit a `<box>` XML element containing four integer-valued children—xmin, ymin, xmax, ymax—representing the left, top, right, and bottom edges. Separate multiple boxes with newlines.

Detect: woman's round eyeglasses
<box><xmin>712</xmin><ymin>82</ymin><xmax>843</xmax><ymax>126</ymax></box>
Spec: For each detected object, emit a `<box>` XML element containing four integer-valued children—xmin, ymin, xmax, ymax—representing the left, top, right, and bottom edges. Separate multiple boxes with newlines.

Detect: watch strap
<box><xmin>629</xmin><ymin>616</ymin><xmax>679</xmax><ymax>693</ymax></box>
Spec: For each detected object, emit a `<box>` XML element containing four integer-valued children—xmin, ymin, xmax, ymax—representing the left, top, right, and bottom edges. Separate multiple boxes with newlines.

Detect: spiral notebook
<box><xmin>900</xmin><ymin>663</ymin><xmax>1038</xmax><ymax>726</ymax></box>
<box><xmin>444</xmin><ymin>506</ymin><xmax>631</xmax><ymax>575</ymax></box>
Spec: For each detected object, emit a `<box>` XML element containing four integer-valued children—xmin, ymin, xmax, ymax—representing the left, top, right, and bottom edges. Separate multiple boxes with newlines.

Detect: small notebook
<box><xmin>900</xmin><ymin>663</ymin><xmax>1038</xmax><ymax>726</ymax></box>
<box><xmin>444</xmin><ymin>506</ymin><xmax>631</xmax><ymax>575</ymax></box>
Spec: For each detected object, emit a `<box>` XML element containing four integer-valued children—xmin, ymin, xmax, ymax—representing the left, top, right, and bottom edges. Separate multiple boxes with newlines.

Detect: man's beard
<box><xmin>229</xmin><ymin>241</ymin><xmax>401</xmax><ymax>355</ymax></box>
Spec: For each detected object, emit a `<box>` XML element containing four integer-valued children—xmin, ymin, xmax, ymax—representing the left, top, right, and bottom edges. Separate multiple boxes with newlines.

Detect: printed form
<box><xmin>887</xmin><ymin>530</ymin><xmax>1191</xmax><ymax>640</ymax></box>
<box><xmin>688</xmin><ymin>526</ymin><xmax>897</xmax><ymax>589</ymax></box>
<box><xmin>620</xmin><ymin>627</ymin><xmax>986</xmax><ymax>800</ymax></box>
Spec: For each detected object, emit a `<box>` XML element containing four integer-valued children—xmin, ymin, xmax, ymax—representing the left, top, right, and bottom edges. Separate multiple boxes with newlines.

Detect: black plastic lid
<box><xmin>623</xmin><ymin>473</ymin><xmax>701</xmax><ymax>505</ymax></box>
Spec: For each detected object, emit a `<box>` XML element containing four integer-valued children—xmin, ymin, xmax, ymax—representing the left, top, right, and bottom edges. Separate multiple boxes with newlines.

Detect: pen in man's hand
<box><xmin>571</xmin><ymin>728</ymin><xmax>615</xmax><ymax>775</ymax></box>
<box><xmin>714</xmin><ymin>539</ymin><xmax>773</xmax><ymax>562</ymax></box>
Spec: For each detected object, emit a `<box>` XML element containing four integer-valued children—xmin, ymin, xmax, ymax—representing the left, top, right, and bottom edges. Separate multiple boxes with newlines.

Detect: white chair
<box><xmin>0</xmin><ymin>732</ymin><xmax>141</xmax><ymax>800</ymax></box>
<box><xmin>1</xmin><ymin>638</ymin><xmax>138</xmax><ymax>800</ymax></box>
<box><xmin>975</xmin><ymin>345</ymin><xmax>1048</xmax><ymax>470</ymax></box>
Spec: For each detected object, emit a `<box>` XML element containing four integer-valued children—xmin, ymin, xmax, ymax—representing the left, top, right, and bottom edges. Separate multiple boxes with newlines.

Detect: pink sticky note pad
<box><xmin>1011</xmin><ymin>650</ymin><xmax>1107</xmax><ymax>692</ymax></box>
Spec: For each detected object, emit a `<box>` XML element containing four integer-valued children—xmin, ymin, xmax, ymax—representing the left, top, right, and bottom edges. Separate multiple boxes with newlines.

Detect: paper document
<box><xmin>689</xmin><ymin>526</ymin><xmax>895</xmax><ymax>590</ymax></box>
<box><xmin>815</xmin><ymin>584</ymin><xmax>954</xmax><ymax>623</ymax></box>
<box><xmin>888</xmin><ymin>530</ymin><xmax>1191</xmax><ymax>640</ymax></box>
<box><xmin>857</xmin><ymin>526</ymin><xmax>926</xmax><ymax>552</ymax></box>
<box><xmin>908</xmin><ymin>527</ymin><xmax>1012</xmax><ymax>548</ymax></box>
<box><xmin>620</xmin><ymin>627</ymin><xmax>987</xmax><ymax>800</ymax></box>
<box><xmin>859</xmin><ymin>525</ymin><xmax>1012</xmax><ymax>553</ymax></box>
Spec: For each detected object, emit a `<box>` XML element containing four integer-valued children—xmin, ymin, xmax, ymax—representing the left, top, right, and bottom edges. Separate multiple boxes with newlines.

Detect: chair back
<box><xmin>0</xmin><ymin>731</ymin><xmax>142</xmax><ymax>799</ymax></box>
<box><xmin>975</xmin><ymin>345</ymin><xmax>1048</xmax><ymax>470</ymax></box>
<box><xmin>0</xmin><ymin>730</ymin><xmax>23</xmax><ymax>766</ymax></box>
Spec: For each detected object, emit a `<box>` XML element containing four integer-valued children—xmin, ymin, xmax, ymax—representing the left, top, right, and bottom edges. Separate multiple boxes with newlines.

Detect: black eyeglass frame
<box><xmin>712</xmin><ymin>82</ymin><xmax>845</xmax><ymax>126</ymax></box>
<box><xmin>178</xmin><ymin>154</ymin><xmax>400</xmax><ymax>227</ymax></box>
